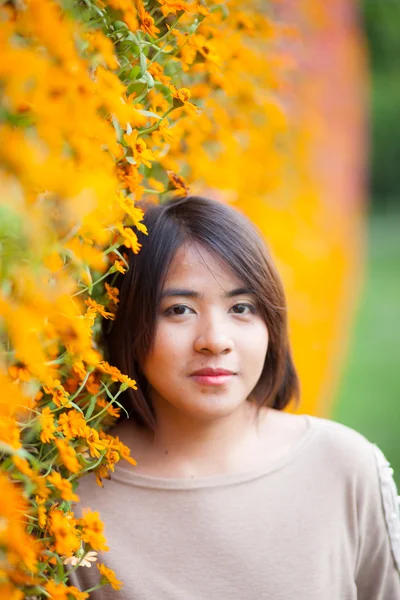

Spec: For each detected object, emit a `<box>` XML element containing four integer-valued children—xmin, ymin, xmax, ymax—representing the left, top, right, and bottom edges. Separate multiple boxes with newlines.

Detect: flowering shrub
<box><xmin>0</xmin><ymin>0</ymin><xmax>295</xmax><ymax>597</ymax></box>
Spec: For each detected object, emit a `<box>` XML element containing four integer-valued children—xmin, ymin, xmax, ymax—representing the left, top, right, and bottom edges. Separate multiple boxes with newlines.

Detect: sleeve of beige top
<box><xmin>355</xmin><ymin>442</ymin><xmax>400</xmax><ymax>599</ymax></box>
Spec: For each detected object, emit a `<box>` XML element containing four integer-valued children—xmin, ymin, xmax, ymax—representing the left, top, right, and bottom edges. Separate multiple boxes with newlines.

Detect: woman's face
<box><xmin>141</xmin><ymin>243</ymin><xmax>269</xmax><ymax>422</ymax></box>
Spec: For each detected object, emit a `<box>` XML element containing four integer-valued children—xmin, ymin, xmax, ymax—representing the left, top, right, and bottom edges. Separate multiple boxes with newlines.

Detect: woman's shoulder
<box><xmin>304</xmin><ymin>414</ymin><xmax>396</xmax><ymax>489</ymax></box>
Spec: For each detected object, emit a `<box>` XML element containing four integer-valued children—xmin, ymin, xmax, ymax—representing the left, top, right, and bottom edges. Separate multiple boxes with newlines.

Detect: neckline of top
<box><xmin>111</xmin><ymin>414</ymin><xmax>323</xmax><ymax>491</ymax></box>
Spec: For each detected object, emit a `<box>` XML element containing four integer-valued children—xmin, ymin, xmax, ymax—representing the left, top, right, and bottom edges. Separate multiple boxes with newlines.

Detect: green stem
<box><xmin>68</xmin><ymin>369</ymin><xmax>94</xmax><ymax>403</ymax></box>
<box><xmin>84</xmin><ymin>584</ymin><xmax>104</xmax><ymax>594</ymax></box>
<box><xmin>143</xmin><ymin>188</ymin><xmax>163</xmax><ymax>194</ymax></box>
<box><xmin>146</xmin><ymin>15</ymin><xmax>182</xmax><ymax>68</ymax></box>
<box><xmin>138</xmin><ymin>106</ymin><xmax>175</xmax><ymax>137</ymax></box>
<box><xmin>72</xmin><ymin>269</ymin><xmax>113</xmax><ymax>297</ymax></box>
<box><xmin>86</xmin><ymin>390</ymin><xmax>123</xmax><ymax>425</ymax></box>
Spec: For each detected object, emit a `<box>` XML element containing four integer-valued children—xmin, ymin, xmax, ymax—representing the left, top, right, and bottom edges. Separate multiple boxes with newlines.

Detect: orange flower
<box><xmin>81</xmin><ymin>425</ymin><xmax>108</xmax><ymax>458</ymax></box>
<box><xmin>112</xmin><ymin>259</ymin><xmax>127</xmax><ymax>274</ymax></box>
<box><xmin>49</xmin><ymin>509</ymin><xmax>80</xmax><ymax>556</ymax></box>
<box><xmin>116</xmin><ymin>223</ymin><xmax>142</xmax><ymax>254</ymax></box>
<box><xmin>12</xmin><ymin>455</ymin><xmax>34</xmax><ymax>477</ymax></box>
<box><xmin>101</xmin><ymin>431</ymin><xmax>137</xmax><ymax>467</ymax></box>
<box><xmin>55</xmin><ymin>438</ymin><xmax>82</xmax><ymax>473</ymax></box>
<box><xmin>0</xmin><ymin>472</ymin><xmax>38</xmax><ymax>571</ymax></box>
<box><xmin>97</xmin><ymin>563</ymin><xmax>123</xmax><ymax>590</ymax></box>
<box><xmin>138</xmin><ymin>3</ymin><xmax>160</xmax><ymax>37</ymax></box>
<box><xmin>86</xmin><ymin>372</ymin><xmax>101</xmax><ymax>395</ymax></box>
<box><xmin>105</xmin><ymin>282</ymin><xmax>119</xmax><ymax>305</ymax></box>
<box><xmin>97</xmin><ymin>360</ymin><xmax>137</xmax><ymax>389</ymax></box>
<box><xmin>158</xmin><ymin>0</ymin><xmax>192</xmax><ymax>17</ymax></box>
<box><xmin>94</xmin><ymin>463</ymin><xmax>111</xmax><ymax>487</ymax></box>
<box><xmin>0</xmin><ymin>415</ymin><xmax>21</xmax><ymax>449</ymax></box>
<box><xmin>167</xmin><ymin>170</ymin><xmax>190</xmax><ymax>194</ymax></box>
<box><xmin>85</xmin><ymin>297</ymin><xmax>115</xmax><ymax>320</ymax></box>
<box><xmin>8</xmin><ymin>363</ymin><xmax>31</xmax><ymax>382</ymax></box>
<box><xmin>32</xmin><ymin>474</ymin><xmax>51</xmax><ymax>500</ymax></box>
<box><xmin>147</xmin><ymin>62</ymin><xmax>171</xmax><ymax>86</ymax></box>
<box><xmin>39</xmin><ymin>406</ymin><xmax>56</xmax><ymax>443</ymax></box>
<box><xmin>172</xmin><ymin>86</ymin><xmax>199</xmax><ymax>114</ymax></box>
<box><xmin>57</xmin><ymin>409</ymin><xmax>86</xmax><ymax>438</ymax></box>
<box><xmin>43</xmin><ymin>379</ymin><xmax>71</xmax><ymax>408</ymax></box>
<box><xmin>47</xmin><ymin>471</ymin><xmax>79</xmax><ymax>502</ymax></box>
<box><xmin>35</xmin><ymin>495</ymin><xmax>47</xmax><ymax>529</ymax></box>
<box><xmin>124</xmin><ymin>130</ymin><xmax>155</xmax><ymax>168</ymax></box>
<box><xmin>0</xmin><ymin>583</ymin><xmax>24</xmax><ymax>600</ymax></box>
<box><xmin>45</xmin><ymin>580</ymin><xmax>89</xmax><ymax>600</ymax></box>
<box><xmin>79</xmin><ymin>509</ymin><xmax>109</xmax><ymax>551</ymax></box>
<box><xmin>115</xmin><ymin>193</ymin><xmax>148</xmax><ymax>234</ymax></box>
<box><xmin>97</xmin><ymin>397</ymin><xmax>121</xmax><ymax>419</ymax></box>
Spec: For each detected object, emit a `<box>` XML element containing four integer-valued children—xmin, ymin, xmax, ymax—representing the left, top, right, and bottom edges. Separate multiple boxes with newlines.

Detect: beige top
<box><xmin>69</xmin><ymin>416</ymin><xmax>400</xmax><ymax>599</ymax></box>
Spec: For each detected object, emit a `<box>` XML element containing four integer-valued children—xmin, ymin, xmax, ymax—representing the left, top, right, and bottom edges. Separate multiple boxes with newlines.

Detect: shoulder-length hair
<box><xmin>104</xmin><ymin>195</ymin><xmax>300</xmax><ymax>431</ymax></box>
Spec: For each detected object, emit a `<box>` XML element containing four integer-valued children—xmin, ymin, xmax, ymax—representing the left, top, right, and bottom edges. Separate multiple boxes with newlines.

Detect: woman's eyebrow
<box><xmin>160</xmin><ymin>287</ymin><xmax>254</xmax><ymax>299</ymax></box>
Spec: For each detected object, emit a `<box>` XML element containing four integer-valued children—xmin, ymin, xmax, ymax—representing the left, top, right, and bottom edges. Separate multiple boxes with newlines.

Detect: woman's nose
<box><xmin>193</xmin><ymin>318</ymin><xmax>234</xmax><ymax>355</ymax></box>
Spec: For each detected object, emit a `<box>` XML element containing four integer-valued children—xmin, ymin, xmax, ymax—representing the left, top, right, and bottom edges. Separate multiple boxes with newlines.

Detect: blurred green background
<box><xmin>332</xmin><ymin>1</ymin><xmax>400</xmax><ymax>487</ymax></box>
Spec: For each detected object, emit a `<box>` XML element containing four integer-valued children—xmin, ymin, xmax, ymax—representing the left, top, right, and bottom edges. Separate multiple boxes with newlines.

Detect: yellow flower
<box><xmin>8</xmin><ymin>363</ymin><xmax>31</xmax><ymax>382</ymax></box>
<box><xmin>49</xmin><ymin>509</ymin><xmax>80</xmax><ymax>556</ymax></box>
<box><xmin>32</xmin><ymin>474</ymin><xmax>51</xmax><ymax>500</ymax></box>
<box><xmin>105</xmin><ymin>282</ymin><xmax>119</xmax><ymax>305</ymax></box>
<box><xmin>97</xmin><ymin>563</ymin><xmax>123</xmax><ymax>590</ymax></box>
<box><xmin>124</xmin><ymin>130</ymin><xmax>156</xmax><ymax>168</ymax></box>
<box><xmin>172</xmin><ymin>87</ymin><xmax>199</xmax><ymax>115</ymax></box>
<box><xmin>81</xmin><ymin>425</ymin><xmax>108</xmax><ymax>458</ymax></box>
<box><xmin>94</xmin><ymin>463</ymin><xmax>111</xmax><ymax>487</ymax></box>
<box><xmin>96</xmin><ymin>397</ymin><xmax>121</xmax><ymax>419</ymax></box>
<box><xmin>79</xmin><ymin>509</ymin><xmax>109</xmax><ymax>551</ymax></box>
<box><xmin>83</xmin><ymin>30</ymin><xmax>118</xmax><ymax>69</ymax></box>
<box><xmin>12</xmin><ymin>455</ymin><xmax>34</xmax><ymax>477</ymax></box>
<box><xmin>0</xmin><ymin>473</ymin><xmax>38</xmax><ymax>571</ymax></box>
<box><xmin>85</xmin><ymin>297</ymin><xmax>115</xmax><ymax>320</ymax></box>
<box><xmin>115</xmin><ymin>193</ymin><xmax>148</xmax><ymax>234</ymax></box>
<box><xmin>158</xmin><ymin>0</ymin><xmax>192</xmax><ymax>17</ymax></box>
<box><xmin>138</xmin><ymin>3</ymin><xmax>160</xmax><ymax>38</ymax></box>
<box><xmin>112</xmin><ymin>258</ymin><xmax>127</xmax><ymax>274</ymax></box>
<box><xmin>167</xmin><ymin>170</ymin><xmax>190</xmax><ymax>194</ymax></box>
<box><xmin>101</xmin><ymin>431</ymin><xmax>137</xmax><ymax>467</ymax></box>
<box><xmin>45</xmin><ymin>580</ymin><xmax>89</xmax><ymax>600</ymax></box>
<box><xmin>55</xmin><ymin>438</ymin><xmax>82</xmax><ymax>473</ymax></box>
<box><xmin>39</xmin><ymin>406</ymin><xmax>56</xmax><ymax>444</ymax></box>
<box><xmin>43</xmin><ymin>379</ymin><xmax>71</xmax><ymax>409</ymax></box>
<box><xmin>57</xmin><ymin>409</ymin><xmax>86</xmax><ymax>439</ymax></box>
<box><xmin>47</xmin><ymin>471</ymin><xmax>79</xmax><ymax>502</ymax></box>
<box><xmin>0</xmin><ymin>415</ymin><xmax>21</xmax><ymax>449</ymax></box>
<box><xmin>0</xmin><ymin>584</ymin><xmax>24</xmax><ymax>600</ymax></box>
<box><xmin>35</xmin><ymin>495</ymin><xmax>47</xmax><ymax>529</ymax></box>
<box><xmin>97</xmin><ymin>360</ymin><xmax>137</xmax><ymax>389</ymax></box>
<box><xmin>115</xmin><ymin>223</ymin><xmax>142</xmax><ymax>254</ymax></box>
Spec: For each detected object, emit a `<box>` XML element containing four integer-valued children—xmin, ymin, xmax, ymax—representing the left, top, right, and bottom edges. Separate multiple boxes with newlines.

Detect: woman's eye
<box><xmin>164</xmin><ymin>304</ymin><xmax>193</xmax><ymax>316</ymax></box>
<box><xmin>230</xmin><ymin>303</ymin><xmax>255</xmax><ymax>315</ymax></box>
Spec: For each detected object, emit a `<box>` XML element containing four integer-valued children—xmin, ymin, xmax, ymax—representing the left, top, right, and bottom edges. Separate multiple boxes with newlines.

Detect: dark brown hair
<box><xmin>104</xmin><ymin>195</ymin><xmax>300</xmax><ymax>431</ymax></box>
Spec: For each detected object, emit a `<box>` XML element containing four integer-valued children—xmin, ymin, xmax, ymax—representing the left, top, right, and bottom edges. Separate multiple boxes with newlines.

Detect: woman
<box><xmin>70</xmin><ymin>195</ymin><xmax>400</xmax><ymax>599</ymax></box>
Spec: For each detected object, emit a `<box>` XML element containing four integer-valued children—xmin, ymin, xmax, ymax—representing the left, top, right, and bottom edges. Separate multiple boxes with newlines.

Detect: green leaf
<box><xmin>139</xmin><ymin>51</ymin><xmax>147</xmax><ymax>76</ymax></box>
<box><xmin>143</xmin><ymin>71</ymin><xmax>155</xmax><ymax>88</ymax></box>
<box><xmin>136</xmin><ymin>109</ymin><xmax>162</xmax><ymax>120</ymax></box>
<box><xmin>111</xmin><ymin>114</ymin><xmax>123</xmax><ymax>142</ymax></box>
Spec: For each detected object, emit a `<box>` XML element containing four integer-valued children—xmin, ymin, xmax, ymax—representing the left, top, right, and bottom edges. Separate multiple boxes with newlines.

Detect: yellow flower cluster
<box><xmin>0</xmin><ymin>0</ymin><xmax>366</xmax><ymax>597</ymax></box>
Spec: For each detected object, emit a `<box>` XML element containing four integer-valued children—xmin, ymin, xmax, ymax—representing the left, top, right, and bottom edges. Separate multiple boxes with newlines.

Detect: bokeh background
<box><xmin>332</xmin><ymin>1</ymin><xmax>400</xmax><ymax>487</ymax></box>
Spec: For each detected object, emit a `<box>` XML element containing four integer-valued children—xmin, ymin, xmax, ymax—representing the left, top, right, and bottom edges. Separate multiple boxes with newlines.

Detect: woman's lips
<box><xmin>191</xmin><ymin>374</ymin><xmax>234</xmax><ymax>386</ymax></box>
<box><xmin>190</xmin><ymin>369</ymin><xmax>235</xmax><ymax>386</ymax></box>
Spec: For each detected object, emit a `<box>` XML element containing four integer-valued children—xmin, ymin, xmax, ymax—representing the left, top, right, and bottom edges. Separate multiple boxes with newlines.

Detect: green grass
<box><xmin>332</xmin><ymin>209</ymin><xmax>400</xmax><ymax>488</ymax></box>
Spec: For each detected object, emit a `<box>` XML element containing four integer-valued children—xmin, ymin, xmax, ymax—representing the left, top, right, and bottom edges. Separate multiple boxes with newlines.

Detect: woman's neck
<box><xmin>113</xmin><ymin>404</ymin><xmax>306</xmax><ymax>479</ymax></box>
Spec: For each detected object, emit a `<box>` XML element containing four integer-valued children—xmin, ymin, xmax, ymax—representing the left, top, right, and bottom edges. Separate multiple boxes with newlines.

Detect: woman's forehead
<box><xmin>164</xmin><ymin>243</ymin><xmax>244</xmax><ymax>289</ymax></box>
